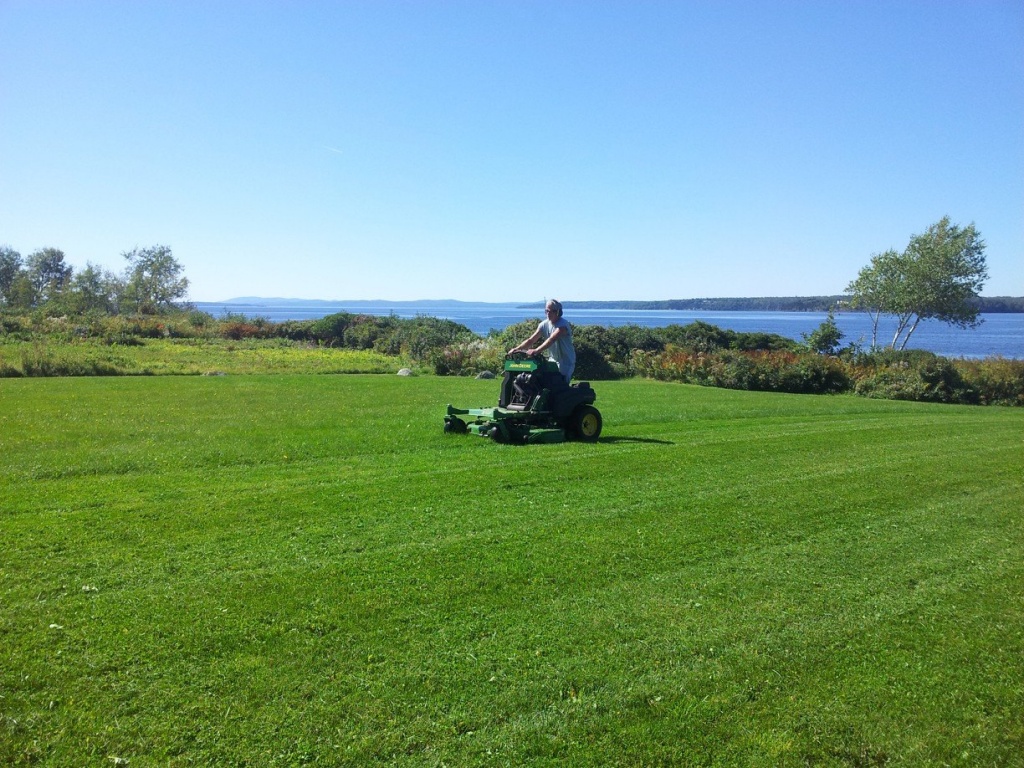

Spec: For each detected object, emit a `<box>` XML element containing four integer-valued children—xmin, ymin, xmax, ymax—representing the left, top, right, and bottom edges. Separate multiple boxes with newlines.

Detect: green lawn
<box><xmin>1</xmin><ymin>375</ymin><xmax>1022</xmax><ymax>766</ymax></box>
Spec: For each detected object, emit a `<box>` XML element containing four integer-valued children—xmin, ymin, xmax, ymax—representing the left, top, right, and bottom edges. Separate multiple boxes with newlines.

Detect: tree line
<box><xmin>0</xmin><ymin>244</ymin><xmax>188</xmax><ymax>315</ymax></box>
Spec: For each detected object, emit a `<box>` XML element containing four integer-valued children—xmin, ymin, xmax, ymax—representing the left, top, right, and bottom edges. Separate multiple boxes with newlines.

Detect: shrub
<box><xmin>0</xmin><ymin>313</ymin><xmax>33</xmax><ymax>340</ymax></box>
<box><xmin>487</xmin><ymin>319</ymin><xmax>542</xmax><ymax>352</ymax></box>
<box><xmin>574</xmin><ymin>324</ymin><xmax>663</xmax><ymax>366</ymax></box>
<box><xmin>573</xmin><ymin>339</ymin><xmax>620</xmax><ymax>380</ymax></box>
<box><xmin>221</xmin><ymin>321</ymin><xmax>270</xmax><ymax>340</ymax></box>
<box><xmin>854</xmin><ymin>357</ymin><xmax>978</xmax><ymax>404</ymax></box>
<box><xmin>275</xmin><ymin>319</ymin><xmax>316</xmax><ymax>342</ymax></box>
<box><xmin>957</xmin><ymin>357</ymin><xmax>1024</xmax><ymax>406</ymax></box>
<box><xmin>308</xmin><ymin>312</ymin><xmax>356</xmax><ymax>345</ymax></box>
<box><xmin>395</xmin><ymin>317</ymin><xmax>478</xmax><ymax>362</ymax></box>
<box><xmin>631</xmin><ymin>347</ymin><xmax>848</xmax><ymax>395</ymax></box>
<box><xmin>734</xmin><ymin>331</ymin><xmax>799</xmax><ymax>352</ymax></box>
<box><xmin>0</xmin><ymin>359</ymin><xmax>22</xmax><ymax>377</ymax></box>
<box><xmin>344</xmin><ymin>313</ymin><xmax>391</xmax><ymax>350</ymax></box>
<box><xmin>427</xmin><ymin>340</ymin><xmax>485</xmax><ymax>376</ymax></box>
<box><xmin>660</xmin><ymin>321</ymin><xmax>732</xmax><ymax>352</ymax></box>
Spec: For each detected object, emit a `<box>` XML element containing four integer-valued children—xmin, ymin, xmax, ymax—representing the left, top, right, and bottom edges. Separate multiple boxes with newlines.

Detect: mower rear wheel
<box><xmin>569</xmin><ymin>405</ymin><xmax>602</xmax><ymax>442</ymax></box>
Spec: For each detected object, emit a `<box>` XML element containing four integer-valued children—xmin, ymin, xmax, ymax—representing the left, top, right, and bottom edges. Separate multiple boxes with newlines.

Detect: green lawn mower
<box><xmin>444</xmin><ymin>352</ymin><xmax>602</xmax><ymax>444</ymax></box>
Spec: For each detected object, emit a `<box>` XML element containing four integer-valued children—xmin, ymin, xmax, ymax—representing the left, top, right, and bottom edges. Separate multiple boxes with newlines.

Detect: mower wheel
<box><xmin>569</xmin><ymin>405</ymin><xmax>602</xmax><ymax>442</ymax></box>
<box><xmin>444</xmin><ymin>417</ymin><xmax>467</xmax><ymax>434</ymax></box>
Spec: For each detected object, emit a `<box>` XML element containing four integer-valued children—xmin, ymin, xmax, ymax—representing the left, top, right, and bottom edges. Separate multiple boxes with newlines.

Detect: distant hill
<box><xmin>216</xmin><ymin>297</ymin><xmax>511</xmax><ymax>307</ymax></box>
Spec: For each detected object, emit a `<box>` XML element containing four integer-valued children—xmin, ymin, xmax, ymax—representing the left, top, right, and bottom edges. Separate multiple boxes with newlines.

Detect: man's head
<box><xmin>545</xmin><ymin>299</ymin><xmax>563</xmax><ymax>320</ymax></box>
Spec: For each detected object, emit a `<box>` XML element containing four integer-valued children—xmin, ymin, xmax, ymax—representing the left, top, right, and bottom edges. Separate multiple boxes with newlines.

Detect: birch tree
<box><xmin>846</xmin><ymin>218</ymin><xmax>987</xmax><ymax>351</ymax></box>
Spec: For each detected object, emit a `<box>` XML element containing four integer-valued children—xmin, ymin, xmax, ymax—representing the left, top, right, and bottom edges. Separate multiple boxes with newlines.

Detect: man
<box><xmin>510</xmin><ymin>299</ymin><xmax>576</xmax><ymax>382</ymax></box>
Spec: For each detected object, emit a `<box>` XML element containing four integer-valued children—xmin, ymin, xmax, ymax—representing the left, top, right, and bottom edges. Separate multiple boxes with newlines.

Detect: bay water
<box><xmin>195</xmin><ymin>301</ymin><xmax>1023</xmax><ymax>360</ymax></box>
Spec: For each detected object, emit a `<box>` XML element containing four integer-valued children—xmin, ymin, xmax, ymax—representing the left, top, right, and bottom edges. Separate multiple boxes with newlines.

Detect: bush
<box><xmin>957</xmin><ymin>357</ymin><xmax>1024</xmax><ymax>406</ymax></box>
<box><xmin>853</xmin><ymin>357</ymin><xmax>978</xmax><ymax>404</ymax></box>
<box><xmin>0</xmin><ymin>313</ymin><xmax>32</xmax><ymax>339</ymax></box>
<box><xmin>221</xmin><ymin>321</ymin><xmax>271</xmax><ymax>340</ymax></box>
<box><xmin>401</xmin><ymin>317</ymin><xmax>478</xmax><ymax>361</ymax></box>
<box><xmin>660</xmin><ymin>321</ymin><xmax>732</xmax><ymax>352</ymax></box>
<box><xmin>631</xmin><ymin>347</ymin><xmax>849</xmax><ymax>395</ymax></box>
<box><xmin>345</xmin><ymin>315</ymin><xmax>395</xmax><ymax>350</ymax></box>
<box><xmin>426</xmin><ymin>340</ymin><xmax>486</xmax><ymax>376</ymax></box>
<box><xmin>308</xmin><ymin>312</ymin><xmax>357</xmax><ymax>345</ymax></box>
<box><xmin>487</xmin><ymin>319</ymin><xmax>541</xmax><ymax>352</ymax></box>
<box><xmin>275</xmin><ymin>319</ymin><xmax>317</xmax><ymax>342</ymax></box>
<box><xmin>574</xmin><ymin>324</ymin><xmax>663</xmax><ymax>366</ymax></box>
<box><xmin>573</xmin><ymin>339</ymin><xmax>620</xmax><ymax>381</ymax></box>
<box><xmin>733</xmin><ymin>331</ymin><xmax>799</xmax><ymax>352</ymax></box>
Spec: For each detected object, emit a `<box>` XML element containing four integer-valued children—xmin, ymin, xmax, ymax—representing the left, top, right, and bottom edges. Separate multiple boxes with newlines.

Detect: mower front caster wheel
<box><xmin>569</xmin><ymin>404</ymin><xmax>602</xmax><ymax>442</ymax></box>
<box><xmin>444</xmin><ymin>417</ymin><xmax>467</xmax><ymax>434</ymax></box>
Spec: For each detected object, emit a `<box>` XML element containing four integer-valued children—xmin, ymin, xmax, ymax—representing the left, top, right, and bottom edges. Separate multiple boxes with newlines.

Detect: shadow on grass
<box><xmin>599</xmin><ymin>436</ymin><xmax>675</xmax><ymax>445</ymax></box>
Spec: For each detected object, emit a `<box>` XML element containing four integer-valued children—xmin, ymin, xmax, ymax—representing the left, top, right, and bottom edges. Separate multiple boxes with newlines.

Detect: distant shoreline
<box><xmin>208</xmin><ymin>295</ymin><xmax>1024</xmax><ymax>314</ymax></box>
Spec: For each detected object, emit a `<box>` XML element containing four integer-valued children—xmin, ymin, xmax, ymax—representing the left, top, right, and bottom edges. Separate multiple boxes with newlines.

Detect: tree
<box><xmin>68</xmin><ymin>262</ymin><xmax>123</xmax><ymax>314</ymax></box>
<box><xmin>846</xmin><ymin>217</ymin><xmax>987</xmax><ymax>351</ymax></box>
<box><xmin>25</xmin><ymin>247</ymin><xmax>72</xmax><ymax>306</ymax></box>
<box><xmin>121</xmin><ymin>245</ymin><xmax>189</xmax><ymax>314</ymax></box>
<box><xmin>802</xmin><ymin>307</ymin><xmax>844</xmax><ymax>355</ymax></box>
<box><xmin>845</xmin><ymin>248</ymin><xmax>901</xmax><ymax>350</ymax></box>
<box><xmin>0</xmin><ymin>246</ymin><xmax>22</xmax><ymax>305</ymax></box>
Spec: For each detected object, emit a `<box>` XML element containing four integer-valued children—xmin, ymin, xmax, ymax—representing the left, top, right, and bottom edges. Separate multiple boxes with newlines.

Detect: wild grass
<box><xmin>1</xmin><ymin>376</ymin><xmax>1022</xmax><ymax>766</ymax></box>
<box><xmin>0</xmin><ymin>338</ymin><xmax>402</xmax><ymax>377</ymax></box>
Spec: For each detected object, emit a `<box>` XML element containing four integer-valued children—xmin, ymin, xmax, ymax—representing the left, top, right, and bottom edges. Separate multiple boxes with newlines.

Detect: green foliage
<box><xmin>389</xmin><ymin>316</ymin><xmax>479</xmax><ymax>362</ymax></box>
<box><xmin>573</xmin><ymin>323</ymin><xmax>663</xmax><ymax>366</ymax></box>
<box><xmin>0</xmin><ymin>339</ymin><xmax>401</xmax><ymax>377</ymax></box>
<box><xmin>629</xmin><ymin>344</ymin><xmax>1024</xmax><ymax>404</ymax></box>
<box><xmin>802</xmin><ymin>307</ymin><xmax>844</xmax><ymax>355</ymax></box>
<box><xmin>487</xmin><ymin>318</ymin><xmax>542</xmax><ymax>352</ymax></box>
<box><xmin>65</xmin><ymin>262</ymin><xmax>123</xmax><ymax>314</ymax></box>
<box><xmin>1</xmin><ymin>377</ymin><xmax>1021</xmax><ymax>764</ymax></box>
<box><xmin>302</xmin><ymin>312</ymin><xmax>479</xmax><ymax>361</ymax></box>
<box><xmin>955</xmin><ymin>357</ymin><xmax>1024</xmax><ymax>407</ymax></box>
<box><xmin>25</xmin><ymin>247</ymin><xmax>73</xmax><ymax>306</ymax></box>
<box><xmin>631</xmin><ymin>347</ymin><xmax>851</xmax><ymax>395</ymax></box>
<box><xmin>121</xmin><ymin>244</ymin><xmax>189</xmax><ymax>314</ymax></box>
<box><xmin>573</xmin><ymin>338</ymin><xmax>621</xmax><ymax>380</ymax></box>
<box><xmin>847</xmin><ymin>217</ymin><xmax>988</xmax><ymax>350</ymax></box>
<box><xmin>306</xmin><ymin>310</ymin><xmax>356</xmax><ymax>343</ymax></box>
<box><xmin>660</xmin><ymin>320</ymin><xmax>733</xmax><ymax>352</ymax></box>
<box><xmin>852</xmin><ymin>352</ymin><xmax>979</xmax><ymax>404</ymax></box>
<box><xmin>425</xmin><ymin>339</ymin><xmax>492</xmax><ymax>375</ymax></box>
<box><xmin>3</xmin><ymin>307</ymin><xmax>1022</xmax><ymax>405</ymax></box>
<box><xmin>729</xmin><ymin>330</ymin><xmax>798</xmax><ymax>351</ymax></box>
<box><xmin>0</xmin><ymin>245</ymin><xmax>22</xmax><ymax>304</ymax></box>
<box><xmin>850</xmin><ymin>350</ymin><xmax>1024</xmax><ymax>406</ymax></box>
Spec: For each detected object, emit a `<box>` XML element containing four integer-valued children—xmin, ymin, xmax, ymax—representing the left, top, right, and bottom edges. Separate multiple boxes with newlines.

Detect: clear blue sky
<box><xmin>2</xmin><ymin>1</ymin><xmax>1021</xmax><ymax>303</ymax></box>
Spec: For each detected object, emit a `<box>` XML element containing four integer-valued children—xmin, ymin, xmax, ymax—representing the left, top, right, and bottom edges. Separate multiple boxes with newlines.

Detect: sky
<box><xmin>1</xmin><ymin>1</ymin><xmax>1021</xmax><ymax>303</ymax></box>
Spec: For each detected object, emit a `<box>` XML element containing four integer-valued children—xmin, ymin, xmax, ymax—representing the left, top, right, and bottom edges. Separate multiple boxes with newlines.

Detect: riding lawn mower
<box><xmin>444</xmin><ymin>352</ymin><xmax>602</xmax><ymax>444</ymax></box>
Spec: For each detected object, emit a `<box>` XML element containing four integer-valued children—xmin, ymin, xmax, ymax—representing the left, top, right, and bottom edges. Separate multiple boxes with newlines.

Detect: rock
<box><xmin>397</xmin><ymin>368</ymin><xmax>414</xmax><ymax>376</ymax></box>
<box><xmin>475</xmin><ymin>370</ymin><xmax>496</xmax><ymax>380</ymax></box>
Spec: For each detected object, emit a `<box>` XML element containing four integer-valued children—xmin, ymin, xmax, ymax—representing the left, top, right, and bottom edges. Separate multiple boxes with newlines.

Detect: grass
<box><xmin>1</xmin><ymin>375</ymin><xmax>1022</xmax><ymax>766</ymax></box>
<box><xmin>0</xmin><ymin>338</ymin><xmax>403</xmax><ymax>376</ymax></box>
